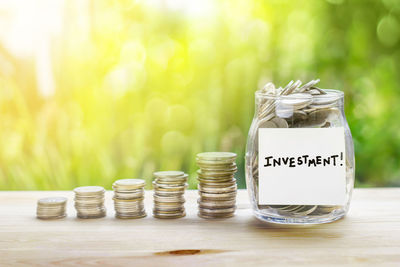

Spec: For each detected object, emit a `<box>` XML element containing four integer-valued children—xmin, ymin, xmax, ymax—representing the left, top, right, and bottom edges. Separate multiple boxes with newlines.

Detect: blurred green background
<box><xmin>0</xmin><ymin>0</ymin><xmax>399</xmax><ymax>190</ymax></box>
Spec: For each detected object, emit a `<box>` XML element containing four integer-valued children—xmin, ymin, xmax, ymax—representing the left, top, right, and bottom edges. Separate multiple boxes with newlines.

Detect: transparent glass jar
<box><xmin>245</xmin><ymin>84</ymin><xmax>355</xmax><ymax>224</ymax></box>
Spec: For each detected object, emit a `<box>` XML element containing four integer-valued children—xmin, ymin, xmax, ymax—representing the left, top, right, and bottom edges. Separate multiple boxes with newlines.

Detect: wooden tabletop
<box><xmin>0</xmin><ymin>189</ymin><xmax>399</xmax><ymax>266</ymax></box>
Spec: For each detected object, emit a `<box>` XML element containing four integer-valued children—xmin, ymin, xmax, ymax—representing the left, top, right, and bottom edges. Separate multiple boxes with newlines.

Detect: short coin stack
<box><xmin>152</xmin><ymin>171</ymin><xmax>188</xmax><ymax>219</ymax></box>
<box><xmin>196</xmin><ymin>152</ymin><xmax>238</xmax><ymax>219</ymax></box>
<box><xmin>36</xmin><ymin>197</ymin><xmax>67</xmax><ymax>220</ymax></box>
<box><xmin>74</xmin><ymin>186</ymin><xmax>106</xmax><ymax>219</ymax></box>
<box><xmin>112</xmin><ymin>179</ymin><xmax>146</xmax><ymax>219</ymax></box>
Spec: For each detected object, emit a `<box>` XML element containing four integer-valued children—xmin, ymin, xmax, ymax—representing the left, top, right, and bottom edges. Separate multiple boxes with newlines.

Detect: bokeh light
<box><xmin>0</xmin><ymin>0</ymin><xmax>399</xmax><ymax>190</ymax></box>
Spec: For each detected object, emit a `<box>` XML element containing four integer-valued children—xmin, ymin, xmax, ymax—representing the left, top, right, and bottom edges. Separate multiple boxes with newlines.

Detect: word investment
<box><xmin>263</xmin><ymin>153</ymin><xmax>344</xmax><ymax>168</ymax></box>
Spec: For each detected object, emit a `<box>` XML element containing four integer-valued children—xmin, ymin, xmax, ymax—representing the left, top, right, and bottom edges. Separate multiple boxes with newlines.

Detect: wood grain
<box><xmin>0</xmin><ymin>189</ymin><xmax>399</xmax><ymax>266</ymax></box>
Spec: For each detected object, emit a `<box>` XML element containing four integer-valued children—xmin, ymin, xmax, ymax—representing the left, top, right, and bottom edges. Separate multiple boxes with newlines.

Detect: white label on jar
<box><xmin>258</xmin><ymin>127</ymin><xmax>346</xmax><ymax>205</ymax></box>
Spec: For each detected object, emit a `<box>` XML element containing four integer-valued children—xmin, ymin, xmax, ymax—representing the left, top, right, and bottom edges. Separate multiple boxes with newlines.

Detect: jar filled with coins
<box><xmin>245</xmin><ymin>80</ymin><xmax>355</xmax><ymax>224</ymax></box>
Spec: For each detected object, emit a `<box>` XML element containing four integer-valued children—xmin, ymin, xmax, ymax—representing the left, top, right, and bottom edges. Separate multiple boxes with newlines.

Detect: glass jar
<box><xmin>245</xmin><ymin>81</ymin><xmax>355</xmax><ymax>224</ymax></box>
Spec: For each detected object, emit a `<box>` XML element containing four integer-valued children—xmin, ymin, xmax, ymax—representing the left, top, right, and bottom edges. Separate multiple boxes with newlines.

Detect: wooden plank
<box><xmin>0</xmin><ymin>189</ymin><xmax>399</xmax><ymax>266</ymax></box>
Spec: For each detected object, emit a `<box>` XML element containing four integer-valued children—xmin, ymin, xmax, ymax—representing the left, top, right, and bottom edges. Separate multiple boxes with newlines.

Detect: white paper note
<box><xmin>258</xmin><ymin>128</ymin><xmax>346</xmax><ymax>205</ymax></box>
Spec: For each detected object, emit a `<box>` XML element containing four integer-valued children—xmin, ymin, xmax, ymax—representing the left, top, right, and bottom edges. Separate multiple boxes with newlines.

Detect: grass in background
<box><xmin>0</xmin><ymin>0</ymin><xmax>399</xmax><ymax>190</ymax></box>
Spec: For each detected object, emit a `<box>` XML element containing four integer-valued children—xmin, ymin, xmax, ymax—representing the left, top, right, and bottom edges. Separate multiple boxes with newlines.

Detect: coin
<box><xmin>199</xmin><ymin>179</ymin><xmax>237</xmax><ymax>188</ymax></box>
<box><xmin>198</xmin><ymin>184</ymin><xmax>237</xmax><ymax>193</ymax></box>
<box><xmin>197</xmin><ymin>162</ymin><xmax>236</xmax><ymax>169</ymax></box>
<box><xmin>197</xmin><ymin>169</ymin><xmax>234</xmax><ymax>178</ymax></box>
<box><xmin>74</xmin><ymin>186</ymin><xmax>106</xmax><ymax>219</ymax></box>
<box><xmin>311</xmin><ymin>93</ymin><xmax>339</xmax><ymax>105</ymax></box>
<box><xmin>114</xmin><ymin>190</ymin><xmax>144</xmax><ymax>199</ymax></box>
<box><xmin>153</xmin><ymin>194</ymin><xmax>185</xmax><ymax>203</ymax></box>
<box><xmin>116</xmin><ymin>213</ymin><xmax>147</xmax><ymax>219</ymax></box>
<box><xmin>196</xmin><ymin>152</ymin><xmax>237</xmax><ymax>161</ymax></box>
<box><xmin>199</xmin><ymin>207</ymin><xmax>236</xmax><ymax>214</ymax></box>
<box><xmin>113</xmin><ymin>178</ymin><xmax>146</xmax><ymax>219</ymax></box>
<box><xmin>153</xmin><ymin>207</ymin><xmax>183</xmax><ymax>213</ymax></box>
<box><xmin>199</xmin><ymin>191</ymin><xmax>237</xmax><ymax>199</ymax></box>
<box><xmin>37</xmin><ymin>197</ymin><xmax>67</xmax><ymax>206</ymax></box>
<box><xmin>198</xmin><ymin>199</ymin><xmax>236</xmax><ymax>208</ymax></box>
<box><xmin>154</xmin><ymin>171</ymin><xmax>185</xmax><ymax>178</ymax></box>
<box><xmin>152</xmin><ymin>181</ymin><xmax>187</xmax><ymax>190</ymax></box>
<box><xmin>152</xmin><ymin>170</ymin><xmax>187</xmax><ymax>219</ymax></box>
<box><xmin>197</xmin><ymin>175</ymin><xmax>235</xmax><ymax>182</ymax></box>
<box><xmin>196</xmin><ymin>151</ymin><xmax>237</xmax><ymax>219</ymax></box>
<box><xmin>259</xmin><ymin>120</ymin><xmax>277</xmax><ymax>129</ymax></box>
<box><xmin>74</xmin><ymin>186</ymin><xmax>105</xmax><ymax>195</ymax></box>
<box><xmin>271</xmin><ymin>117</ymin><xmax>289</xmax><ymax>128</ymax></box>
<box><xmin>36</xmin><ymin>196</ymin><xmax>67</xmax><ymax>220</ymax></box>
<box><xmin>279</xmin><ymin>93</ymin><xmax>313</xmax><ymax>109</ymax></box>
<box><xmin>113</xmin><ymin>179</ymin><xmax>146</xmax><ymax>190</ymax></box>
<box><xmin>153</xmin><ymin>212</ymin><xmax>186</xmax><ymax>219</ymax></box>
<box><xmin>154</xmin><ymin>177</ymin><xmax>188</xmax><ymax>185</ymax></box>
<box><xmin>197</xmin><ymin>212</ymin><xmax>234</xmax><ymax>219</ymax></box>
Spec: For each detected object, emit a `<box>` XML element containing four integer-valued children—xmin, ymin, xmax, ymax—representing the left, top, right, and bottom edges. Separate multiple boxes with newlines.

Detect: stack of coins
<box><xmin>196</xmin><ymin>152</ymin><xmax>238</xmax><ymax>219</ymax></box>
<box><xmin>74</xmin><ymin>186</ymin><xmax>106</xmax><ymax>219</ymax></box>
<box><xmin>152</xmin><ymin>171</ymin><xmax>188</xmax><ymax>219</ymax></box>
<box><xmin>112</xmin><ymin>179</ymin><xmax>146</xmax><ymax>219</ymax></box>
<box><xmin>36</xmin><ymin>197</ymin><xmax>67</xmax><ymax>220</ymax></box>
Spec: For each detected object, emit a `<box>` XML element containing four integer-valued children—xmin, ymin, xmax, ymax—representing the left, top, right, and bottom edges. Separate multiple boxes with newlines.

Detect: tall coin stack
<box><xmin>196</xmin><ymin>152</ymin><xmax>238</xmax><ymax>219</ymax></box>
<box><xmin>152</xmin><ymin>171</ymin><xmax>188</xmax><ymax>219</ymax></box>
<box><xmin>74</xmin><ymin>186</ymin><xmax>106</xmax><ymax>219</ymax></box>
<box><xmin>112</xmin><ymin>179</ymin><xmax>146</xmax><ymax>219</ymax></box>
<box><xmin>36</xmin><ymin>197</ymin><xmax>67</xmax><ymax>220</ymax></box>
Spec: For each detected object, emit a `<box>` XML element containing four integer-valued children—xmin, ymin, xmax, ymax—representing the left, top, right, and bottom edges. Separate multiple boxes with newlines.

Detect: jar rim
<box><xmin>255</xmin><ymin>89</ymin><xmax>344</xmax><ymax>101</ymax></box>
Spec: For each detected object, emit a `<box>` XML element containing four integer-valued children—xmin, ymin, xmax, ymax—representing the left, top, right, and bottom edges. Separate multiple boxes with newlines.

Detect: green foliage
<box><xmin>0</xmin><ymin>0</ymin><xmax>399</xmax><ymax>189</ymax></box>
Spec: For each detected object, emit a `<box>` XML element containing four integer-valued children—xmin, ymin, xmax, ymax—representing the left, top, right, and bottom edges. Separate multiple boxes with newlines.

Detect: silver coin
<box><xmin>77</xmin><ymin>212</ymin><xmax>106</xmax><ymax>219</ymax></box>
<box><xmin>37</xmin><ymin>214</ymin><xmax>67</xmax><ymax>220</ymax></box>
<box><xmin>292</xmin><ymin>205</ymin><xmax>317</xmax><ymax>215</ymax></box>
<box><xmin>154</xmin><ymin>177</ymin><xmax>188</xmax><ymax>185</ymax></box>
<box><xmin>198</xmin><ymin>202</ymin><xmax>236</xmax><ymax>209</ymax></box>
<box><xmin>311</xmin><ymin>93</ymin><xmax>339</xmax><ymax>105</ymax></box>
<box><xmin>153</xmin><ymin>212</ymin><xmax>186</xmax><ymax>219</ymax></box>
<box><xmin>114</xmin><ymin>191</ymin><xmax>144</xmax><ymax>199</ymax></box>
<box><xmin>198</xmin><ymin>212</ymin><xmax>234</xmax><ymax>219</ymax></box>
<box><xmin>152</xmin><ymin>181</ymin><xmax>187</xmax><ymax>190</ymax></box>
<box><xmin>271</xmin><ymin>117</ymin><xmax>288</xmax><ymax>128</ymax></box>
<box><xmin>37</xmin><ymin>197</ymin><xmax>67</xmax><ymax>206</ymax></box>
<box><xmin>198</xmin><ymin>184</ymin><xmax>237</xmax><ymax>194</ymax></box>
<box><xmin>74</xmin><ymin>186</ymin><xmax>105</xmax><ymax>195</ymax></box>
<box><xmin>199</xmin><ymin>191</ymin><xmax>237</xmax><ymax>199</ymax></box>
<box><xmin>113</xmin><ymin>179</ymin><xmax>145</xmax><ymax>189</ymax></box>
<box><xmin>196</xmin><ymin>152</ymin><xmax>237</xmax><ymax>161</ymax></box>
<box><xmin>258</xmin><ymin>119</ymin><xmax>277</xmax><ymax>129</ymax></box>
<box><xmin>199</xmin><ymin>179</ymin><xmax>237</xmax><ymax>188</ymax></box>
<box><xmin>116</xmin><ymin>213</ymin><xmax>146</xmax><ymax>219</ymax></box>
<box><xmin>279</xmin><ymin>93</ymin><xmax>313</xmax><ymax>108</ymax></box>
<box><xmin>197</xmin><ymin>162</ymin><xmax>236</xmax><ymax>169</ymax></box>
<box><xmin>199</xmin><ymin>206</ymin><xmax>236</xmax><ymax>214</ymax></box>
<box><xmin>154</xmin><ymin>171</ymin><xmax>185</xmax><ymax>178</ymax></box>
<box><xmin>153</xmin><ymin>195</ymin><xmax>185</xmax><ymax>203</ymax></box>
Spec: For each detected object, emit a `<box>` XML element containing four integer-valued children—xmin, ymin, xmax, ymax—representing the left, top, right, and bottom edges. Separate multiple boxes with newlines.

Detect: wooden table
<box><xmin>0</xmin><ymin>189</ymin><xmax>399</xmax><ymax>266</ymax></box>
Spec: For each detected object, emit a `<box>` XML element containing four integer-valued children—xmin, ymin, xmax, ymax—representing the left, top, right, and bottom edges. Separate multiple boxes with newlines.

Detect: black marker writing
<box><xmin>263</xmin><ymin>154</ymin><xmax>344</xmax><ymax>168</ymax></box>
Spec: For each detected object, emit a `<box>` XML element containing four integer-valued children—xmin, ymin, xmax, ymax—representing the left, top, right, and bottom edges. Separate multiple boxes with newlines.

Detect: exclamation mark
<box><xmin>340</xmin><ymin>152</ymin><xmax>343</xmax><ymax>166</ymax></box>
